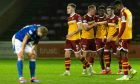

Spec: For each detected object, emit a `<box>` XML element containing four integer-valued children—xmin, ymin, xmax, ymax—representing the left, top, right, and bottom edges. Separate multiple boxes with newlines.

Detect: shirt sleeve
<box><xmin>27</xmin><ymin>27</ymin><xmax>36</xmax><ymax>37</ymax></box>
<box><xmin>82</xmin><ymin>16</ymin><xmax>88</xmax><ymax>25</ymax></box>
<box><xmin>121</xmin><ymin>12</ymin><xmax>127</xmax><ymax>22</ymax></box>
<box><xmin>118</xmin><ymin>12</ymin><xmax>127</xmax><ymax>38</ymax></box>
<box><xmin>76</xmin><ymin>14</ymin><xmax>82</xmax><ymax>24</ymax></box>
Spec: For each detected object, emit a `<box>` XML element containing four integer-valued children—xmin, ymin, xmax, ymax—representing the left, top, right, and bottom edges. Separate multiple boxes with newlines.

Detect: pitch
<box><xmin>0</xmin><ymin>59</ymin><xmax>139</xmax><ymax>84</ymax></box>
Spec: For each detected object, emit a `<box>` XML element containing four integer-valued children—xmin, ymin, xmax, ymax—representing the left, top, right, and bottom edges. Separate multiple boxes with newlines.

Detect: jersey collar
<box><xmin>99</xmin><ymin>15</ymin><xmax>105</xmax><ymax>18</ymax></box>
<box><xmin>121</xmin><ymin>7</ymin><xmax>126</xmax><ymax>12</ymax></box>
<box><xmin>70</xmin><ymin>13</ymin><xmax>76</xmax><ymax>17</ymax></box>
<box><xmin>87</xmin><ymin>13</ymin><xmax>92</xmax><ymax>17</ymax></box>
<box><xmin>110</xmin><ymin>14</ymin><xmax>115</xmax><ymax>19</ymax></box>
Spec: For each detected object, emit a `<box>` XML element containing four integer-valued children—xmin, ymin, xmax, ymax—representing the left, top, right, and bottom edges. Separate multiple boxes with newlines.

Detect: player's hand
<box><xmin>31</xmin><ymin>49</ymin><xmax>37</xmax><ymax>56</ymax></box>
<box><xmin>107</xmin><ymin>36</ymin><xmax>113</xmax><ymax>42</ymax></box>
<box><xmin>66</xmin><ymin>34</ymin><xmax>73</xmax><ymax>38</ymax></box>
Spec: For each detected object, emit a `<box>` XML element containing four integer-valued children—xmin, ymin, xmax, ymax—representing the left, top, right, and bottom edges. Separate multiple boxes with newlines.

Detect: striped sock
<box><xmin>122</xmin><ymin>57</ymin><xmax>128</xmax><ymax>75</ymax></box>
<box><xmin>89</xmin><ymin>56</ymin><xmax>94</xmax><ymax>66</ymax></box>
<box><xmin>65</xmin><ymin>58</ymin><xmax>71</xmax><ymax>71</ymax></box>
<box><xmin>81</xmin><ymin>57</ymin><xmax>90</xmax><ymax>67</ymax></box>
<box><xmin>104</xmin><ymin>52</ymin><xmax>110</xmax><ymax>68</ymax></box>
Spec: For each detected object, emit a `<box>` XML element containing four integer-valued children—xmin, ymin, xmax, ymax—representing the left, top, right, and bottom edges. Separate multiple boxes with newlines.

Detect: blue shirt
<box><xmin>15</xmin><ymin>24</ymin><xmax>41</xmax><ymax>43</ymax></box>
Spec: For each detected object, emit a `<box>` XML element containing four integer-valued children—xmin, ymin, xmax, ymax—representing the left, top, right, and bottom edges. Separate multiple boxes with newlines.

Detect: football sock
<box><xmin>17</xmin><ymin>59</ymin><xmax>23</xmax><ymax>78</ymax></box>
<box><xmin>80</xmin><ymin>57</ymin><xmax>90</xmax><ymax>67</ymax></box>
<box><xmin>122</xmin><ymin>57</ymin><xmax>128</xmax><ymax>75</ymax></box>
<box><xmin>118</xmin><ymin>56</ymin><xmax>122</xmax><ymax>70</ymax></box>
<box><xmin>83</xmin><ymin>63</ymin><xmax>86</xmax><ymax>70</ymax></box>
<box><xmin>104</xmin><ymin>51</ymin><xmax>110</xmax><ymax>69</ymax></box>
<box><xmin>99</xmin><ymin>51</ymin><xmax>105</xmax><ymax>70</ymax></box>
<box><xmin>29</xmin><ymin>59</ymin><xmax>36</xmax><ymax>78</ymax></box>
<box><xmin>89</xmin><ymin>56</ymin><xmax>94</xmax><ymax>66</ymax></box>
<box><xmin>128</xmin><ymin>64</ymin><xmax>132</xmax><ymax>70</ymax></box>
<box><xmin>65</xmin><ymin>58</ymin><xmax>71</xmax><ymax>71</ymax></box>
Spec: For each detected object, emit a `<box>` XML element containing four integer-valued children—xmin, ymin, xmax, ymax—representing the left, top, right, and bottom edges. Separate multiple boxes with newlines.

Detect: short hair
<box><xmin>98</xmin><ymin>5</ymin><xmax>105</xmax><ymax>10</ymax></box>
<box><xmin>113</xmin><ymin>0</ymin><xmax>123</xmax><ymax>5</ymax></box>
<box><xmin>106</xmin><ymin>6</ymin><xmax>114</xmax><ymax>10</ymax></box>
<box><xmin>38</xmin><ymin>26</ymin><xmax>48</xmax><ymax>34</ymax></box>
<box><xmin>68</xmin><ymin>3</ymin><xmax>76</xmax><ymax>9</ymax></box>
<box><xmin>88</xmin><ymin>4</ymin><xmax>96</xmax><ymax>10</ymax></box>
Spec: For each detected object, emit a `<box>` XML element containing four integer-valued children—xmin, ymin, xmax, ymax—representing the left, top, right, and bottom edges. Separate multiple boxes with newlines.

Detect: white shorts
<box><xmin>12</xmin><ymin>35</ymin><xmax>32</xmax><ymax>54</ymax></box>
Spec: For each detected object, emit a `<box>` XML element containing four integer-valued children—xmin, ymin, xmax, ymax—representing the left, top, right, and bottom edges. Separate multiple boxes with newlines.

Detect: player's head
<box><xmin>114</xmin><ymin>0</ymin><xmax>123</xmax><ymax>11</ymax></box>
<box><xmin>67</xmin><ymin>3</ymin><xmax>76</xmax><ymax>14</ymax></box>
<box><xmin>98</xmin><ymin>5</ymin><xmax>106</xmax><ymax>16</ymax></box>
<box><xmin>37</xmin><ymin>26</ymin><xmax>48</xmax><ymax>37</ymax></box>
<box><xmin>87</xmin><ymin>4</ymin><xmax>96</xmax><ymax>16</ymax></box>
<box><xmin>106</xmin><ymin>6</ymin><xmax>114</xmax><ymax>17</ymax></box>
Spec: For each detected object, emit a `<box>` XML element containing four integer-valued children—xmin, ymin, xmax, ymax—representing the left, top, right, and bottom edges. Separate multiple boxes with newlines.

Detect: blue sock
<box><xmin>29</xmin><ymin>59</ymin><xmax>36</xmax><ymax>78</ymax></box>
<box><xmin>17</xmin><ymin>60</ymin><xmax>23</xmax><ymax>78</ymax></box>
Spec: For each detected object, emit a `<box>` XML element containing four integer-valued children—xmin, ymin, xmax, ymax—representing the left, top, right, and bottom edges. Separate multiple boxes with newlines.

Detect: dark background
<box><xmin>0</xmin><ymin>0</ymin><xmax>140</xmax><ymax>41</ymax></box>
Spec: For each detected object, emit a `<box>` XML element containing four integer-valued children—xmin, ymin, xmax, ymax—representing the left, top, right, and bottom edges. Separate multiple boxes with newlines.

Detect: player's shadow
<box><xmin>80</xmin><ymin>73</ymin><xmax>122</xmax><ymax>78</ymax></box>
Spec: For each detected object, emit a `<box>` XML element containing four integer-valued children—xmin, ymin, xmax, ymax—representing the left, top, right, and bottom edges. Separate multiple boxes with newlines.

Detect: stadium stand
<box><xmin>0</xmin><ymin>0</ymin><xmax>140</xmax><ymax>41</ymax></box>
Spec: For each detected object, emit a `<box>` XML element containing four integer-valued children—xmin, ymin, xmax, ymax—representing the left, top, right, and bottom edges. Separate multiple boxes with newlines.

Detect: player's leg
<box><xmin>73</xmin><ymin>40</ymin><xmax>92</xmax><ymax>75</ymax></box>
<box><xmin>88</xmin><ymin>55</ymin><xmax>94</xmax><ymax>66</ymax></box>
<box><xmin>73</xmin><ymin>40</ymin><xmax>89</xmax><ymax>67</ymax></box>
<box><xmin>117</xmin><ymin>52</ymin><xmax>123</xmax><ymax>74</ymax></box>
<box><xmin>104</xmin><ymin>42</ymin><xmax>111</xmax><ymax>74</ymax></box>
<box><xmin>63</xmin><ymin>50</ymin><xmax>71</xmax><ymax>76</ymax></box>
<box><xmin>81</xmin><ymin>50</ymin><xmax>88</xmax><ymax>75</ymax></box>
<box><xmin>116</xmin><ymin>42</ymin><xmax>123</xmax><ymax>74</ymax></box>
<box><xmin>88</xmin><ymin>39</ymin><xmax>96</xmax><ymax>73</ymax></box>
<box><xmin>88</xmin><ymin>52</ymin><xmax>96</xmax><ymax>74</ymax></box>
<box><xmin>96</xmin><ymin>39</ymin><xmax>106</xmax><ymax>74</ymax></box>
<box><xmin>116</xmin><ymin>40</ymin><xmax>136</xmax><ymax>80</ymax></box>
<box><xmin>13</xmin><ymin>37</ymin><xmax>26</xmax><ymax>83</ymax></box>
<box><xmin>63</xmin><ymin>40</ymin><xmax>72</xmax><ymax>76</ymax></box>
<box><xmin>80</xmin><ymin>39</ymin><xmax>93</xmax><ymax>75</ymax></box>
<box><xmin>79</xmin><ymin>53</ymin><xmax>93</xmax><ymax>76</ymax></box>
<box><xmin>99</xmin><ymin>49</ymin><xmax>106</xmax><ymax>74</ymax></box>
<box><xmin>26</xmin><ymin>44</ymin><xmax>39</xmax><ymax>83</ymax></box>
<box><xmin>81</xmin><ymin>38</ymin><xmax>88</xmax><ymax>74</ymax></box>
<box><xmin>116</xmin><ymin>50</ymin><xmax>130</xmax><ymax>80</ymax></box>
<box><xmin>122</xmin><ymin>40</ymin><xmax>136</xmax><ymax>79</ymax></box>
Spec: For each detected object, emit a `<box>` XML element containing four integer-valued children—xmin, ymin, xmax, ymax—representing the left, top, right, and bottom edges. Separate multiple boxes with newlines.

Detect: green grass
<box><xmin>0</xmin><ymin>59</ymin><xmax>139</xmax><ymax>84</ymax></box>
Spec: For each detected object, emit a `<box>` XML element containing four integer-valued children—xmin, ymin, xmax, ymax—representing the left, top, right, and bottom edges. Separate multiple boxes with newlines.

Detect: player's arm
<box><xmin>30</xmin><ymin>40</ymin><xmax>39</xmax><ymax>55</ymax></box>
<box><xmin>97</xmin><ymin>21</ymin><xmax>107</xmax><ymax>25</ymax></box>
<box><xmin>21</xmin><ymin>34</ymin><xmax>30</xmax><ymax>55</ymax></box>
<box><xmin>32</xmin><ymin>40</ymin><xmax>39</xmax><ymax>50</ymax></box>
<box><xmin>83</xmin><ymin>16</ymin><xmax>97</xmax><ymax>31</ymax></box>
<box><xmin>117</xmin><ymin>12</ymin><xmax>127</xmax><ymax>38</ymax></box>
<box><xmin>113</xmin><ymin>19</ymin><xmax>119</xmax><ymax>37</ymax></box>
<box><xmin>22</xmin><ymin>28</ymin><xmax>34</xmax><ymax>51</ymax></box>
<box><xmin>83</xmin><ymin>22</ymin><xmax>97</xmax><ymax>31</ymax></box>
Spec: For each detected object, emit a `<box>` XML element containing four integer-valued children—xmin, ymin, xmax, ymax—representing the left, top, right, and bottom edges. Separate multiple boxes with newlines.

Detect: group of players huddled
<box><xmin>63</xmin><ymin>0</ymin><xmax>137</xmax><ymax>80</ymax></box>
